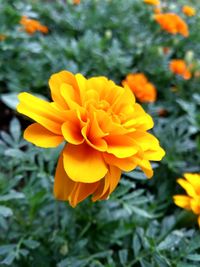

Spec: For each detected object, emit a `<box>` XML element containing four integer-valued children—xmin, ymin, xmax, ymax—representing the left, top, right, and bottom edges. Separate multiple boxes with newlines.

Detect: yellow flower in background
<box><xmin>122</xmin><ymin>73</ymin><xmax>157</xmax><ymax>103</ymax></box>
<box><xmin>182</xmin><ymin>6</ymin><xmax>196</xmax><ymax>17</ymax></box>
<box><xmin>174</xmin><ymin>173</ymin><xmax>200</xmax><ymax>226</ymax></box>
<box><xmin>20</xmin><ymin>16</ymin><xmax>48</xmax><ymax>35</ymax></box>
<box><xmin>155</xmin><ymin>13</ymin><xmax>189</xmax><ymax>37</ymax></box>
<box><xmin>17</xmin><ymin>71</ymin><xmax>165</xmax><ymax>207</ymax></box>
<box><xmin>144</xmin><ymin>0</ymin><xmax>160</xmax><ymax>6</ymax></box>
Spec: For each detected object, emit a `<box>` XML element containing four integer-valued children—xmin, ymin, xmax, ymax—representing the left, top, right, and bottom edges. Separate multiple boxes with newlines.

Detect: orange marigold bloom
<box><xmin>17</xmin><ymin>71</ymin><xmax>165</xmax><ymax>207</ymax></box>
<box><xmin>73</xmin><ymin>0</ymin><xmax>81</xmax><ymax>4</ymax></box>
<box><xmin>20</xmin><ymin>16</ymin><xmax>48</xmax><ymax>35</ymax></box>
<box><xmin>182</xmin><ymin>5</ymin><xmax>196</xmax><ymax>17</ymax></box>
<box><xmin>0</xmin><ymin>34</ymin><xmax>6</xmax><ymax>41</ymax></box>
<box><xmin>154</xmin><ymin>7</ymin><xmax>162</xmax><ymax>14</ymax></box>
<box><xmin>155</xmin><ymin>13</ymin><xmax>189</xmax><ymax>37</ymax></box>
<box><xmin>144</xmin><ymin>0</ymin><xmax>160</xmax><ymax>6</ymax></box>
<box><xmin>170</xmin><ymin>59</ymin><xmax>191</xmax><ymax>80</ymax></box>
<box><xmin>122</xmin><ymin>73</ymin><xmax>157</xmax><ymax>103</ymax></box>
<box><xmin>174</xmin><ymin>173</ymin><xmax>200</xmax><ymax>227</ymax></box>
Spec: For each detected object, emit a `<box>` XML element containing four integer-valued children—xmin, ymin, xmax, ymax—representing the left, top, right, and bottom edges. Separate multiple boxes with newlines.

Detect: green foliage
<box><xmin>0</xmin><ymin>0</ymin><xmax>200</xmax><ymax>266</ymax></box>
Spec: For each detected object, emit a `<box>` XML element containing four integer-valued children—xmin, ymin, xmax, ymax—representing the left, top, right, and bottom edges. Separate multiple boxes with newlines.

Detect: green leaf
<box><xmin>0</xmin><ymin>206</ymin><xmax>13</xmax><ymax>217</ymax></box>
<box><xmin>1</xmin><ymin>93</ymin><xmax>19</xmax><ymax>110</ymax></box>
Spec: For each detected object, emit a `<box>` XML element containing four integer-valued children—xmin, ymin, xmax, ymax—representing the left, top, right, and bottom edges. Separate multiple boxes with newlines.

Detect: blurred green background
<box><xmin>0</xmin><ymin>0</ymin><xmax>200</xmax><ymax>266</ymax></box>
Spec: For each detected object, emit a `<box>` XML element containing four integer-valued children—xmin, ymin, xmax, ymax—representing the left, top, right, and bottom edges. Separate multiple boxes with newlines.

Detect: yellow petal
<box><xmin>173</xmin><ymin>195</ymin><xmax>191</xmax><ymax>209</ymax></box>
<box><xmin>54</xmin><ymin>152</ymin><xmax>75</xmax><ymax>201</ymax></box>
<box><xmin>103</xmin><ymin>153</ymin><xmax>137</xmax><ymax>172</ymax></box>
<box><xmin>190</xmin><ymin>199</ymin><xmax>200</xmax><ymax>214</ymax></box>
<box><xmin>60</xmin><ymin>84</ymin><xmax>81</xmax><ymax>109</ymax></box>
<box><xmin>107</xmin><ymin>165</ymin><xmax>121</xmax><ymax>194</ymax></box>
<box><xmin>24</xmin><ymin>123</ymin><xmax>64</xmax><ymax>147</ymax></box>
<box><xmin>198</xmin><ymin>216</ymin><xmax>200</xmax><ymax>227</ymax></box>
<box><xmin>105</xmin><ymin>135</ymin><xmax>139</xmax><ymax>158</ymax></box>
<box><xmin>61</xmin><ymin>111</ymin><xmax>84</xmax><ymax>144</ymax></box>
<box><xmin>92</xmin><ymin>174</ymin><xmax>110</xmax><ymax>202</ymax></box>
<box><xmin>17</xmin><ymin>92</ymin><xmax>65</xmax><ymax>134</ymax></box>
<box><xmin>49</xmin><ymin>70</ymin><xmax>78</xmax><ymax>108</ymax></box>
<box><xmin>177</xmin><ymin>178</ymin><xmax>197</xmax><ymax>197</ymax></box>
<box><xmin>184</xmin><ymin>173</ymin><xmax>200</xmax><ymax>194</ymax></box>
<box><xmin>63</xmin><ymin>143</ymin><xmax>108</xmax><ymax>182</ymax></box>
<box><xmin>69</xmin><ymin>181</ymin><xmax>99</xmax><ymax>207</ymax></box>
<box><xmin>137</xmin><ymin>159</ymin><xmax>153</xmax><ymax>178</ymax></box>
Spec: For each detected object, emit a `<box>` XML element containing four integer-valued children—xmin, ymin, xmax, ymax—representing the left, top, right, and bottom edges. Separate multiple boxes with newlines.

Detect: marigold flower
<box><xmin>155</xmin><ymin>13</ymin><xmax>189</xmax><ymax>37</ymax></box>
<box><xmin>144</xmin><ymin>0</ymin><xmax>160</xmax><ymax>6</ymax></box>
<box><xmin>0</xmin><ymin>34</ymin><xmax>6</xmax><ymax>41</ymax></box>
<box><xmin>154</xmin><ymin>7</ymin><xmax>162</xmax><ymax>14</ymax></box>
<box><xmin>122</xmin><ymin>73</ymin><xmax>157</xmax><ymax>103</ymax></box>
<box><xmin>73</xmin><ymin>0</ymin><xmax>81</xmax><ymax>4</ymax></box>
<box><xmin>169</xmin><ymin>59</ymin><xmax>191</xmax><ymax>80</ymax></box>
<box><xmin>20</xmin><ymin>16</ymin><xmax>48</xmax><ymax>35</ymax></box>
<box><xmin>174</xmin><ymin>173</ymin><xmax>200</xmax><ymax>226</ymax></box>
<box><xmin>182</xmin><ymin>6</ymin><xmax>196</xmax><ymax>17</ymax></box>
<box><xmin>17</xmin><ymin>71</ymin><xmax>165</xmax><ymax>207</ymax></box>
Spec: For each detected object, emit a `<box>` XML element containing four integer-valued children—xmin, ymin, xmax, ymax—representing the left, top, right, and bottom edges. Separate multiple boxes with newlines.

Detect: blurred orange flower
<box><xmin>174</xmin><ymin>173</ymin><xmax>200</xmax><ymax>226</ymax></box>
<box><xmin>17</xmin><ymin>71</ymin><xmax>165</xmax><ymax>207</ymax></box>
<box><xmin>154</xmin><ymin>7</ymin><xmax>162</xmax><ymax>14</ymax></box>
<box><xmin>144</xmin><ymin>0</ymin><xmax>160</xmax><ymax>6</ymax></box>
<box><xmin>170</xmin><ymin>59</ymin><xmax>191</xmax><ymax>80</ymax></box>
<box><xmin>182</xmin><ymin>5</ymin><xmax>196</xmax><ymax>17</ymax></box>
<box><xmin>155</xmin><ymin>13</ymin><xmax>189</xmax><ymax>37</ymax></box>
<box><xmin>20</xmin><ymin>16</ymin><xmax>48</xmax><ymax>35</ymax></box>
<box><xmin>122</xmin><ymin>73</ymin><xmax>157</xmax><ymax>103</ymax></box>
<box><xmin>73</xmin><ymin>0</ymin><xmax>81</xmax><ymax>4</ymax></box>
<box><xmin>162</xmin><ymin>47</ymin><xmax>171</xmax><ymax>55</ymax></box>
<box><xmin>0</xmin><ymin>34</ymin><xmax>6</xmax><ymax>41</ymax></box>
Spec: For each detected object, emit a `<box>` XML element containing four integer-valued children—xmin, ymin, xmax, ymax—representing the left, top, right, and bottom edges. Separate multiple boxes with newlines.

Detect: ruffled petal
<box><xmin>49</xmin><ymin>70</ymin><xmax>78</xmax><ymax>108</ymax></box>
<box><xmin>105</xmin><ymin>135</ymin><xmax>139</xmax><ymax>158</ymax></box>
<box><xmin>103</xmin><ymin>153</ymin><xmax>137</xmax><ymax>172</ymax></box>
<box><xmin>69</xmin><ymin>181</ymin><xmax>99</xmax><ymax>207</ymax></box>
<box><xmin>17</xmin><ymin>92</ymin><xmax>65</xmax><ymax>134</ymax></box>
<box><xmin>63</xmin><ymin>143</ymin><xmax>108</xmax><ymax>182</ymax></box>
<box><xmin>54</xmin><ymin>153</ymin><xmax>75</xmax><ymax>201</ymax></box>
<box><xmin>24</xmin><ymin>123</ymin><xmax>64</xmax><ymax>147</ymax></box>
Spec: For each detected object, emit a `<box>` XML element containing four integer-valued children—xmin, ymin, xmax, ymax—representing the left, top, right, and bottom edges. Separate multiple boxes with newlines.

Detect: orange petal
<box><xmin>103</xmin><ymin>153</ymin><xmax>137</xmax><ymax>172</ymax></box>
<box><xmin>105</xmin><ymin>135</ymin><xmax>138</xmax><ymax>158</ymax></box>
<box><xmin>63</xmin><ymin>143</ymin><xmax>108</xmax><ymax>182</ymax></box>
<box><xmin>17</xmin><ymin>93</ymin><xmax>65</xmax><ymax>134</ymax></box>
<box><xmin>49</xmin><ymin>70</ymin><xmax>78</xmax><ymax>109</ymax></box>
<box><xmin>107</xmin><ymin>165</ymin><xmax>121</xmax><ymax>194</ymax></box>
<box><xmin>54</xmin><ymin>152</ymin><xmax>75</xmax><ymax>201</ymax></box>
<box><xmin>198</xmin><ymin>216</ymin><xmax>200</xmax><ymax>227</ymax></box>
<box><xmin>137</xmin><ymin>159</ymin><xmax>153</xmax><ymax>178</ymax></box>
<box><xmin>69</xmin><ymin>181</ymin><xmax>99</xmax><ymax>207</ymax></box>
<box><xmin>61</xmin><ymin>111</ymin><xmax>84</xmax><ymax>144</ymax></box>
<box><xmin>24</xmin><ymin>123</ymin><xmax>64</xmax><ymax>147</ymax></box>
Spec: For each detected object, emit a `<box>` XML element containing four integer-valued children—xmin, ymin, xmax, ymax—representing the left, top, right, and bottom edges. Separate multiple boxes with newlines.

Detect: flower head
<box><xmin>174</xmin><ymin>173</ymin><xmax>200</xmax><ymax>226</ymax></box>
<box><xmin>169</xmin><ymin>59</ymin><xmax>191</xmax><ymax>80</ymax></box>
<box><xmin>20</xmin><ymin>16</ymin><xmax>48</xmax><ymax>35</ymax></box>
<box><xmin>122</xmin><ymin>73</ymin><xmax>157</xmax><ymax>103</ymax></box>
<box><xmin>155</xmin><ymin>13</ymin><xmax>189</xmax><ymax>37</ymax></box>
<box><xmin>144</xmin><ymin>0</ymin><xmax>160</xmax><ymax>6</ymax></box>
<box><xmin>0</xmin><ymin>34</ymin><xmax>6</xmax><ymax>41</ymax></box>
<box><xmin>17</xmin><ymin>71</ymin><xmax>165</xmax><ymax>207</ymax></box>
<box><xmin>73</xmin><ymin>0</ymin><xmax>81</xmax><ymax>4</ymax></box>
<box><xmin>182</xmin><ymin>6</ymin><xmax>196</xmax><ymax>17</ymax></box>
